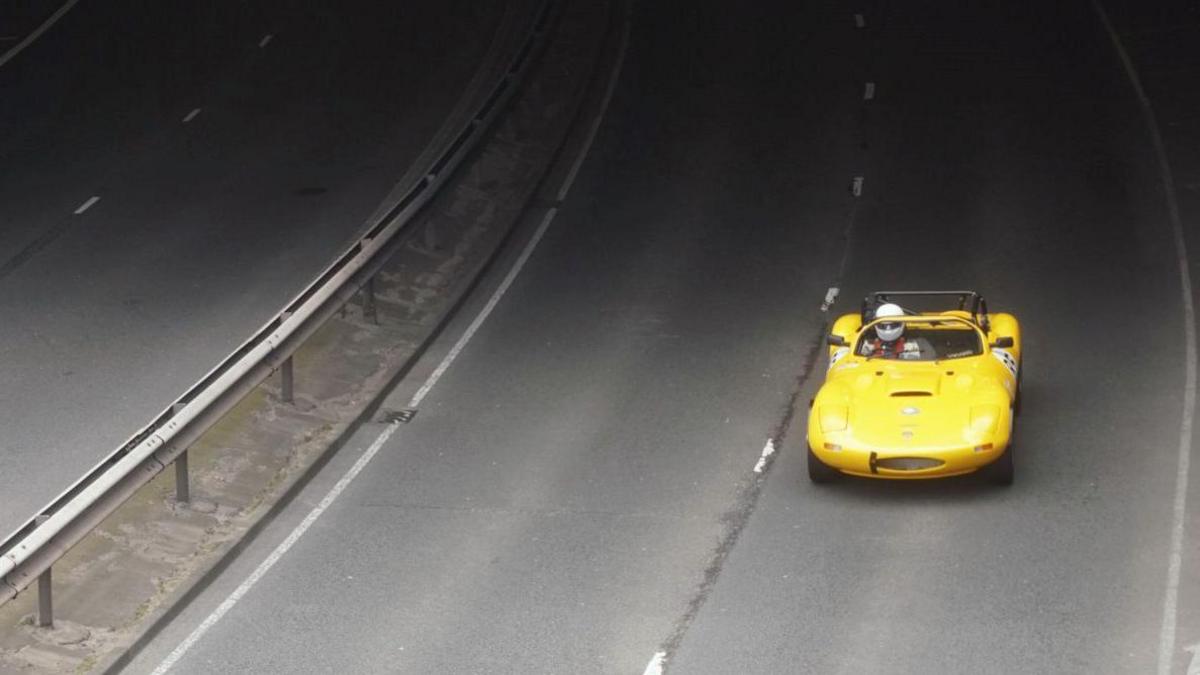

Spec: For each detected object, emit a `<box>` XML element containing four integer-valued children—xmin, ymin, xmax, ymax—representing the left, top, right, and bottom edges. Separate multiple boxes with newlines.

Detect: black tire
<box><xmin>984</xmin><ymin>444</ymin><xmax>1014</xmax><ymax>486</ymax></box>
<box><xmin>808</xmin><ymin>447</ymin><xmax>840</xmax><ymax>484</ymax></box>
<box><xmin>1013</xmin><ymin>366</ymin><xmax>1023</xmax><ymax>417</ymax></box>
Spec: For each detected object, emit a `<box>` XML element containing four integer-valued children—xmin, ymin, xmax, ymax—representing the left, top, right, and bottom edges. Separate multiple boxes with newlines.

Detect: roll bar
<box><xmin>861</xmin><ymin>290</ymin><xmax>990</xmax><ymax>332</ymax></box>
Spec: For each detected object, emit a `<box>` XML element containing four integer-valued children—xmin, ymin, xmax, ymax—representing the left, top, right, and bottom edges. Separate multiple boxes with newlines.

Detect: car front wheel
<box><xmin>984</xmin><ymin>443</ymin><xmax>1014</xmax><ymax>486</ymax></box>
<box><xmin>808</xmin><ymin>447</ymin><xmax>840</xmax><ymax>484</ymax></box>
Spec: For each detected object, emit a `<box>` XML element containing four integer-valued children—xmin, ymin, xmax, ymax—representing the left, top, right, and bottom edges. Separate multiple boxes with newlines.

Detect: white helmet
<box><xmin>874</xmin><ymin>303</ymin><xmax>905</xmax><ymax>342</ymax></box>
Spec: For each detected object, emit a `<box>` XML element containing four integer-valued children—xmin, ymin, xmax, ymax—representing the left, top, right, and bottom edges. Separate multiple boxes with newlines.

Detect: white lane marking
<box><xmin>0</xmin><ymin>0</ymin><xmax>80</xmax><ymax>69</ymax></box>
<box><xmin>407</xmin><ymin>3</ymin><xmax>631</xmax><ymax>407</ymax></box>
<box><xmin>158</xmin><ymin>12</ymin><xmax>629</xmax><ymax>666</ymax></box>
<box><xmin>642</xmin><ymin>651</ymin><xmax>666</xmax><ymax>675</ymax></box>
<box><xmin>73</xmin><ymin>196</ymin><xmax>99</xmax><ymax>214</ymax></box>
<box><xmin>820</xmin><ymin>286</ymin><xmax>840</xmax><ymax>312</ymax></box>
<box><xmin>258</xmin><ymin>33</ymin><xmax>273</xmax><ymax>48</ymax></box>
<box><xmin>1186</xmin><ymin>643</ymin><xmax>1200</xmax><ymax>675</ymax></box>
<box><xmin>409</xmin><ymin>207</ymin><xmax>557</xmax><ymax>408</ymax></box>
<box><xmin>854</xmin><ymin>13</ymin><xmax>865</xmax><ymax>28</ymax></box>
<box><xmin>851</xmin><ymin>176</ymin><xmax>864</xmax><ymax>197</ymax></box>
<box><xmin>863</xmin><ymin>82</ymin><xmax>876</xmax><ymax>100</ymax></box>
<box><xmin>182</xmin><ymin>108</ymin><xmax>202</xmax><ymax>123</ymax></box>
<box><xmin>752</xmin><ymin>438</ymin><xmax>776</xmax><ymax>473</ymax></box>
<box><xmin>1093</xmin><ymin>4</ymin><xmax>1198</xmax><ymax>675</ymax></box>
<box><xmin>151</xmin><ymin>421</ymin><xmax>402</xmax><ymax>675</ymax></box>
<box><xmin>555</xmin><ymin>0</ymin><xmax>632</xmax><ymax>202</ymax></box>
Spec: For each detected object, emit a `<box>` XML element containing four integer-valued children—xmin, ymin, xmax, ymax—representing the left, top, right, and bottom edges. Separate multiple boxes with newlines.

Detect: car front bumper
<box><xmin>809</xmin><ymin>440</ymin><xmax>1009</xmax><ymax>479</ymax></box>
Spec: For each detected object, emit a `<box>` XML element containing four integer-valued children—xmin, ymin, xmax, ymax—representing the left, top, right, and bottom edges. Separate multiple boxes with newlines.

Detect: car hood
<box><xmin>822</xmin><ymin>361</ymin><xmax>1007</xmax><ymax>448</ymax></box>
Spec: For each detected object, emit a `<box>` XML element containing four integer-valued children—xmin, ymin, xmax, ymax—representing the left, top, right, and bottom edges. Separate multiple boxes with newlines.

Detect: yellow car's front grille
<box><xmin>875</xmin><ymin>457</ymin><xmax>945</xmax><ymax>471</ymax></box>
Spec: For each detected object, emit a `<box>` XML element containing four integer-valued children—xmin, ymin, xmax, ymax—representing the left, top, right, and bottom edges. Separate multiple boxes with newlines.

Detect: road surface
<box><xmin>124</xmin><ymin>1</ymin><xmax>1200</xmax><ymax>673</ymax></box>
<box><xmin>0</xmin><ymin>0</ymin><xmax>510</xmax><ymax>538</ymax></box>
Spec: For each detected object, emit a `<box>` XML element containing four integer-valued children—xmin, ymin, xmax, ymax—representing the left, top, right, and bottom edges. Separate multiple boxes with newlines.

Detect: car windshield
<box><xmin>856</xmin><ymin>319</ymin><xmax>982</xmax><ymax>361</ymax></box>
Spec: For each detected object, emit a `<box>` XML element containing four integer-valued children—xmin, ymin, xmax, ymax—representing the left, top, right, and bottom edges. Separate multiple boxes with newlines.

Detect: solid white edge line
<box><xmin>408</xmin><ymin>207</ymin><xmax>558</xmax><ymax>408</ymax></box>
<box><xmin>258</xmin><ymin>33</ymin><xmax>273</xmax><ymax>48</ymax></box>
<box><xmin>151</xmin><ymin>421</ymin><xmax>402</xmax><ymax>675</ymax></box>
<box><xmin>642</xmin><ymin>651</ymin><xmax>667</xmax><ymax>675</ymax></box>
<box><xmin>156</xmin><ymin>9</ymin><xmax>635</xmax><ymax>668</ymax></box>
<box><xmin>182</xmin><ymin>108</ymin><xmax>202</xmax><ymax>123</ymax></box>
<box><xmin>1092</xmin><ymin>3</ymin><xmax>1198</xmax><ymax>674</ymax></box>
<box><xmin>74</xmin><ymin>196</ymin><xmax>100</xmax><ymax>214</ymax></box>
<box><xmin>555</xmin><ymin>5</ymin><xmax>632</xmax><ymax>202</ymax></box>
<box><xmin>0</xmin><ymin>0</ymin><xmax>80</xmax><ymax>69</ymax></box>
<box><xmin>410</xmin><ymin>6</ymin><xmax>632</xmax><ymax>408</ymax></box>
<box><xmin>154</xmin><ymin>186</ymin><xmax>563</xmax><ymax>672</ymax></box>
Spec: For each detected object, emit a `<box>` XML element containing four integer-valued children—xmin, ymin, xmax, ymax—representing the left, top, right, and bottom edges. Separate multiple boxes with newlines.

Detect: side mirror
<box><xmin>827</xmin><ymin>334</ymin><xmax>848</xmax><ymax>347</ymax></box>
<box><xmin>990</xmin><ymin>336</ymin><xmax>1014</xmax><ymax>349</ymax></box>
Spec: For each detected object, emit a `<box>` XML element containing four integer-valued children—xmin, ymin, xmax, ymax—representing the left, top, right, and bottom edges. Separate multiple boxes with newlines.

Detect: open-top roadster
<box><xmin>807</xmin><ymin>291</ymin><xmax>1021</xmax><ymax>484</ymax></box>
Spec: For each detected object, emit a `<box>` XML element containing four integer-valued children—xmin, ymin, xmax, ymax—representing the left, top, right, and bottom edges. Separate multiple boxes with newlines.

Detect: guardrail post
<box><xmin>33</xmin><ymin>513</ymin><xmax>52</xmax><ymax>627</ymax></box>
<box><xmin>37</xmin><ymin>567</ymin><xmax>52</xmax><ymax>627</ymax></box>
<box><xmin>362</xmin><ymin>277</ymin><xmax>377</xmax><ymax>324</ymax></box>
<box><xmin>281</xmin><ymin>356</ymin><xmax>294</xmax><ymax>404</ymax></box>
<box><xmin>175</xmin><ymin>450</ymin><xmax>190</xmax><ymax>504</ymax></box>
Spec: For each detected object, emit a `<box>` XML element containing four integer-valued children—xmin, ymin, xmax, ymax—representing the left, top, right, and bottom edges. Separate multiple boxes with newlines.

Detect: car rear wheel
<box><xmin>808</xmin><ymin>447</ymin><xmax>840</xmax><ymax>483</ymax></box>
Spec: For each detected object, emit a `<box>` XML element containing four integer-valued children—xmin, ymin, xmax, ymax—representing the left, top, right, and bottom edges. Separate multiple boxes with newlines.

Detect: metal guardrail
<box><xmin>0</xmin><ymin>0</ymin><xmax>554</xmax><ymax>621</ymax></box>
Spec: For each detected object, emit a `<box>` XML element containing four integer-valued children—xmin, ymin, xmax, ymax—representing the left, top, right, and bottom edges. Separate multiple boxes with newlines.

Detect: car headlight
<box><xmin>969</xmin><ymin>405</ymin><xmax>1000</xmax><ymax>433</ymax></box>
<box><xmin>819</xmin><ymin>406</ymin><xmax>848</xmax><ymax>432</ymax></box>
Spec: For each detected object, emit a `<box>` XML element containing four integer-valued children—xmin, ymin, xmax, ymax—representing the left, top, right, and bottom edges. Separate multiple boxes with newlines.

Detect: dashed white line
<box><xmin>1093</xmin><ymin>3</ymin><xmax>1199</xmax><ymax>674</ymax></box>
<box><xmin>73</xmin><ymin>196</ymin><xmax>100</xmax><ymax>214</ymax></box>
<box><xmin>863</xmin><ymin>81</ymin><xmax>876</xmax><ymax>100</ymax></box>
<box><xmin>752</xmin><ymin>438</ymin><xmax>776</xmax><ymax>474</ymax></box>
<box><xmin>854</xmin><ymin>13</ymin><xmax>865</xmax><ymax>28</ymax></box>
<box><xmin>258</xmin><ymin>33</ymin><xmax>273</xmax><ymax>48</ymax></box>
<box><xmin>150</xmin><ymin>421</ymin><xmax>402</xmax><ymax>675</ymax></box>
<box><xmin>182</xmin><ymin>108</ymin><xmax>202</xmax><ymax>123</ymax></box>
<box><xmin>642</xmin><ymin>651</ymin><xmax>667</xmax><ymax>675</ymax></box>
<box><xmin>820</xmin><ymin>286</ymin><xmax>840</xmax><ymax>312</ymax></box>
<box><xmin>851</xmin><ymin>176</ymin><xmax>864</xmax><ymax>197</ymax></box>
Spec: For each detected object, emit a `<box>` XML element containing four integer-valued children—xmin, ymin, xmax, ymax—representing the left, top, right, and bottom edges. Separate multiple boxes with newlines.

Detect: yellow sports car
<box><xmin>807</xmin><ymin>291</ymin><xmax>1021</xmax><ymax>484</ymax></box>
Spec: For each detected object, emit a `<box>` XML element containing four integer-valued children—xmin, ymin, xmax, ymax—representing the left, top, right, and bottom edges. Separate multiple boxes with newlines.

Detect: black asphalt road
<box><xmin>0</xmin><ymin>0</ymin><xmax>64</xmax><ymax>54</ymax></box>
<box><xmin>1105</xmin><ymin>1</ymin><xmax>1200</xmax><ymax>669</ymax></box>
<box><xmin>125</xmin><ymin>1</ymin><xmax>1200</xmax><ymax>673</ymax></box>
<box><xmin>0</xmin><ymin>1</ymin><xmax>508</xmax><ymax>538</ymax></box>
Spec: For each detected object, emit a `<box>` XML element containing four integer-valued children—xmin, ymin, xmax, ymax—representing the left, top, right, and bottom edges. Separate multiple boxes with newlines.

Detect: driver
<box><xmin>861</xmin><ymin>303</ymin><xmax>919</xmax><ymax>359</ymax></box>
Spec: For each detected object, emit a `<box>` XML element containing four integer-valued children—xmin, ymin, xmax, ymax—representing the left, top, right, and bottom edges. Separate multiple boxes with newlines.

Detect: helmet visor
<box><xmin>875</xmin><ymin>320</ymin><xmax>904</xmax><ymax>342</ymax></box>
